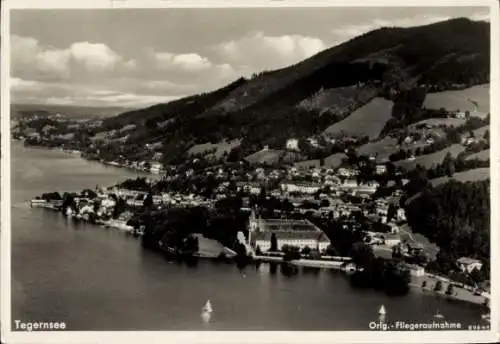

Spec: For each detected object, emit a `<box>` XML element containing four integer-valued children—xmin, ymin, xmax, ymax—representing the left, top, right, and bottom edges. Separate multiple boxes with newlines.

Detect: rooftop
<box><xmin>253</xmin><ymin>230</ymin><xmax>330</xmax><ymax>242</ymax></box>
<box><xmin>457</xmin><ymin>257</ymin><xmax>482</xmax><ymax>265</ymax></box>
<box><xmin>256</xmin><ymin>218</ymin><xmax>320</xmax><ymax>232</ymax></box>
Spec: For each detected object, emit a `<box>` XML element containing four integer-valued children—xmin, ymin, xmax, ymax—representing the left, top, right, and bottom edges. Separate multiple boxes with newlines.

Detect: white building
<box><xmin>406</xmin><ymin>264</ymin><xmax>425</xmax><ymax>277</ymax></box>
<box><xmin>375</xmin><ymin>165</ymin><xmax>387</xmax><ymax>175</ymax></box>
<box><xmin>339</xmin><ymin>180</ymin><xmax>379</xmax><ymax>194</ymax></box>
<box><xmin>337</xmin><ymin>167</ymin><xmax>358</xmax><ymax>177</ymax></box>
<box><xmin>248</xmin><ymin>211</ymin><xmax>330</xmax><ymax>252</ymax></box>
<box><xmin>237</xmin><ymin>182</ymin><xmax>262</xmax><ymax>195</ymax></box>
<box><xmin>397</xmin><ymin>208</ymin><xmax>407</xmax><ymax>222</ymax></box>
<box><xmin>253</xmin><ymin>231</ymin><xmax>330</xmax><ymax>252</ymax></box>
<box><xmin>286</xmin><ymin>138</ymin><xmax>300</xmax><ymax>151</ymax></box>
<box><xmin>281</xmin><ymin>182</ymin><xmax>321</xmax><ymax>195</ymax></box>
<box><xmin>457</xmin><ymin>257</ymin><xmax>483</xmax><ymax>273</ymax></box>
<box><xmin>382</xmin><ymin>233</ymin><xmax>402</xmax><ymax>248</ymax></box>
<box><xmin>150</xmin><ymin>162</ymin><xmax>163</xmax><ymax>174</ymax></box>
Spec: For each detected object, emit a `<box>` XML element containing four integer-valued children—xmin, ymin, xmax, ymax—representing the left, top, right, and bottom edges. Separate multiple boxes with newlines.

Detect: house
<box><xmin>375</xmin><ymin>165</ymin><xmax>387</xmax><ymax>175</ymax></box>
<box><xmin>403</xmin><ymin>136</ymin><xmax>413</xmax><ymax>144</ymax></box>
<box><xmin>307</xmin><ymin>137</ymin><xmax>319</xmax><ymax>147</ymax></box>
<box><xmin>406</xmin><ymin>242</ymin><xmax>424</xmax><ymax>257</ymax></box>
<box><xmin>457</xmin><ymin>257</ymin><xmax>483</xmax><ymax>273</ymax></box>
<box><xmin>382</xmin><ymin>233</ymin><xmax>401</xmax><ymax>247</ymax></box>
<box><xmin>150</xmin><ymin>162</ymin><xmax>163</xmax><ymax>174</ymax></box>
<box><xmin>286</xmin><ymin>138</ymin><xmax>300</xmax><ymax>151</ymax></box>
<box><xmin>339</xmin><ymin>180</ymin><xmax>379</xmax><ymax>194</ymax></box>
<box><xmin>461</xmin><ymin>136</ymin><xmax>476</xmax><ymax>146</ymax></box>
<box><xmin>281</xmin><ymin>182</ymin><xmax>321</xmax><ymax>195</ymax></box>
<box><xmin>337</xmin><ymin>167</ymin><xmax>358</xmax><ymax>177</ymax></box>
<box><xmin>406</xmin><ymin>264</ymin><xmax>425</xmax><ymax>277</ymax></box>
<box><xmin>397</xmin><ymin>208</ymin><xmax>407</xmax><ymax>222</ymax></box>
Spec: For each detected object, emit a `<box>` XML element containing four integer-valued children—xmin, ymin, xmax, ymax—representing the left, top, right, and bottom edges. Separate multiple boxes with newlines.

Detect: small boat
<box><xmin>434</xmin><ymin>310</ymin><xmax>444</xmax><ymax>319</ymax></box>
<box><xmin>378</xmin><ymin>305</ymin><xmax>386</xmax><ymax>316</ymax></box>
<box><xmin>203</xmin><ymin>300</ymin><xmax>213</xmax><ymax>314</ymax></box>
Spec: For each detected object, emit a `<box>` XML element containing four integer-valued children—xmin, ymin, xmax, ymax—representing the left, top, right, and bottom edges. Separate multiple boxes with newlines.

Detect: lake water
<box><xmin>11</xmin><ymin>142</ymin><xmax>485</xmax><ymax>331</ymax></box>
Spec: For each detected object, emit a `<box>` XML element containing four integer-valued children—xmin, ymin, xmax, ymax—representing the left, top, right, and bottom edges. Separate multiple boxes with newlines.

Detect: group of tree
<box><xmin>405</xmin><ymin>180</ymin><xmax>490</xmax><ymax>280</ymax></box>
<box><xmin>349</xmin><ymin>256</ymin><xmax>411</xmax><ymax>296</ymax></box>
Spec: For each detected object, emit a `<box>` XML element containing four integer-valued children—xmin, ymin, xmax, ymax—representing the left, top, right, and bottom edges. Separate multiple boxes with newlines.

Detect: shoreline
<box><xmin>15</xmin><ymin>140</ymin><xmax>155</xmax><ymax>176</ymax></box>
<box><xmin>29</xmin><ymin>199</ymin><xmax>489</xmax><ymax>308</ymax></box>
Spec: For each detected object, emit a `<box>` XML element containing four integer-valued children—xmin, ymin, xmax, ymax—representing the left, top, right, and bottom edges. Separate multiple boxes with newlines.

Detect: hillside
<box><xmin>323</xmin><ymin>97</ymin><xmax>394</xmax><ymax>140</ymax></box>
<box><xmin>29</xmin><ymin>18</ymin><xmax>490</xmax><ymax>166</ymax></box>
<box><xmin>422</xmin><ymin>84</ymin><xmax>490</xmax><ymax>117</ymax></box>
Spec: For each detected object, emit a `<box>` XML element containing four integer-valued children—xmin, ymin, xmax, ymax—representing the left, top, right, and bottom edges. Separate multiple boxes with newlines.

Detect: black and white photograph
<box><xmin>1</xmin><ymin>0</ymin><xmax>499</xmax><ymax>343</ymax></box>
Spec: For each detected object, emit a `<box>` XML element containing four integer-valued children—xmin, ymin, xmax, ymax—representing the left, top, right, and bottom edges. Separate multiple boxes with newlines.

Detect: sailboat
<box><xmin>434</xmin><ymin>310</ymin><xmax>444</xmax><ymax>319</ymax></box>
<box><xmin>203</xmin><ymin>300</ymin><xmax>213</xmax><ymax>314</ymax></box>
<box><xmin>378</xmin><ymin>305</ymin><xmax>386</xmax><ymax>316</ymax></box>
<box><xmin>201</xmin><ymin>299</ymin><xmax>213</xmax><ymax>323</ymax></box>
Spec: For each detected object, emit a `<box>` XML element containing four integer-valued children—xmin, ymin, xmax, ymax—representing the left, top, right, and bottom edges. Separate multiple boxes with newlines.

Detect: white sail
<box><xmin>378</xmin><ymin>305</ymin><xmax>386</xmax><ymax>315</ymax></box>
<box><xmin>203</xmin><ymin>300</ymin><xmax>213</xmax><ymax>313</ymax></box>
<box><xmin>434</xmin><ymin>310</ymin><xmax>444</xmax><ymax>319</ymax></box>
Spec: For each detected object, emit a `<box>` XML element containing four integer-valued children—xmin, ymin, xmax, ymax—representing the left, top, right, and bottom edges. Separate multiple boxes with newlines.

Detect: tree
<box><xmin>483</xmin><ymin>129</ymin><xmax>490</xmax><ymax>141</ymax></box>
<box><xmin>143</xmin><ymin>192</ymin><xmax>153</xmax><ymax>208</ymax></box>
<box><xmin>270</xmin><ymin>233</ymin><xmax>278</xmax><ymax>252</ymax></box>
<box><xmin>350</xmin><ymin>242</ymin><xmax>375</xmax><ymax>267</ymax></box>
<box><xmin>434</xmin><ymin>280</ymin><xmax>443</xmax><ymax>293</ymax></box>
<box><xmin>445</xmin><ymin>283</ymin><xmax>454</xmax><ymax>295</ymax></box>
<box><xmin>112</xmin><ymin>197</ymin><xmax>127</xmax><ymax>219</ymax></box>
<box><xmin>387</xmin><ymin>203</ymin><xmax>398</xmax><ymax>222</ymax></box>
<box><xmin>392</xmin><ymin>244</ymin><xmax>402</xmax><ymax>258</ymax></box>
<box><xmin>301</xmin><ymin>246</ymin><xmax>312</xmax><ymax>256</ymax></box>
<box><xmin>442</xmin><ymin>152</ymin><xmax>456</xmax><ymax>177</ymax></box>
<box><xmin>183</xmin><ymin>235</ymin><xmax>199</xmax><ymax>254</ymax></box>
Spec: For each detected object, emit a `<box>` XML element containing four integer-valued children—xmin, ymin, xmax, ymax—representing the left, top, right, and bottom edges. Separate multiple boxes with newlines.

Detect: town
<box><xmin>30</xmin><ymin>140</ymin><xmax>490</xmax><ymax>309</ymax></box>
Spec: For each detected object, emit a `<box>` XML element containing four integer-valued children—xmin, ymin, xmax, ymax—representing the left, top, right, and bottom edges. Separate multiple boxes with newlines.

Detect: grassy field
<box><xmin>244</xmin><ymin>148</ymin><xmax>284</xmax><ymax>165</ymax></box>
<box><xmin>466</xmin><ymin>149</ymin><xmax>489</xmax><ymax>161</ymax></box>
<box><xmin>294</xmin><ymin>152</ymin><xmax>346</xmax><ymax>169</ymax></box>
<box><xmin>395</xmin><ymin>143</ymin><xmax>465</xmax><ymax>170</ymax></box>
<box><xmin>192</xmin><ymin>234</ymin><xmax>234</xmax><ymax>258</ymax></box>
<box><xmin>423</xmin><ymin>84</ymin><xmax>489</xmax><ymax>118</ymax></box>
<box><xmin>410</xmin><ymin>118</ymin><xmax>466</xmax><ymax>128</ymax></box>
<box><xmin>430</xmin><ymin>167</ymin><xmax>490</xmax><ymax>186</ymax></box>
<box><xmin>323</xmin><ymin>97</ymin><xmax>394</xmax><ymax>140</ymax></box>
<box><xmin>356</xmin><ymin>136</ymin><xmax>399</xmax><ymax>162</ymax></box>
<box><xmin>188</xmin><ymin>139</ymin><xmax>241</xmax><ymax>159</ymax></box>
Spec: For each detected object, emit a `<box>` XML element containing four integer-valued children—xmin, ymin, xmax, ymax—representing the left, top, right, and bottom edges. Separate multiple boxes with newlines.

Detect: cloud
<box><xmin>152</xmin><ymin>51</ymin><xmax>213</xmax><ymax>72</ymax></box>
<box><xmin>11</xmin><ymin>35</ymin><xmax>70</xmax><ymax>78</ymax></box>
<box><xmin>68</xmin><ymin>42</ymin><xmax>124</xmax><ymax>72</ymax></box>
<box><xmin>331</xmin><ymin>12</ymin><xmax>490</xmax><ymax>44</ymax></box>
<box><xmin>215</xmin><ymin>32</ymin><xmax>326</xmax><ymax>72</ymax></box>
<box><xmin>11</xmin><ymin>35</ymin><xmax>135</xmax><ymax>81</ymax></box>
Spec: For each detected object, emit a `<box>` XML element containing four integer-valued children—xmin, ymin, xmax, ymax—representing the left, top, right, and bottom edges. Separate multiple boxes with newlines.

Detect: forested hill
<box><xmin>86</xmin><ymin>17</ymin><xmax>489</xmax><ymax>165</ymax></box>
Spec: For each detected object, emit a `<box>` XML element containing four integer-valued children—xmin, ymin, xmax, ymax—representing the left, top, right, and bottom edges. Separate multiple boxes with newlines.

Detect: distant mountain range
<box><xmin>19</xmin><ymin>17</ymin><xmax>492</xmax><ymax>166</ymax></box>
<box><xmin>11</xmin><ymin>103</ymin><xmax>135</xmax><ymax>120</ymax></box>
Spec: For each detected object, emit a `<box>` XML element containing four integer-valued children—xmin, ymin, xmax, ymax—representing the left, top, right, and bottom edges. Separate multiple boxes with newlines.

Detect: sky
<box><xmin>10</xmin><ymin>7</ymin><xmax>490</xmax><ymax>108</ymax></box>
